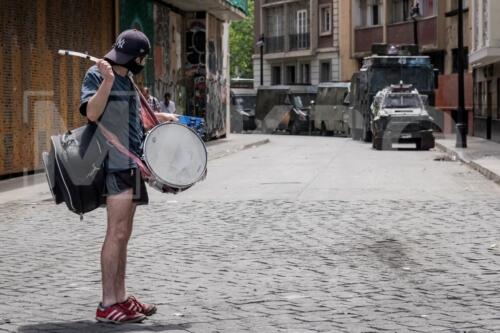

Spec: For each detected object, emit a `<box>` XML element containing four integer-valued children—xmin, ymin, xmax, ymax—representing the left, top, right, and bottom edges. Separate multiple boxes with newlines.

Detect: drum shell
<box><xmin>142</xmin><ymin>122</ymin><xmax>207</xmax><ymax>190</ymax></box>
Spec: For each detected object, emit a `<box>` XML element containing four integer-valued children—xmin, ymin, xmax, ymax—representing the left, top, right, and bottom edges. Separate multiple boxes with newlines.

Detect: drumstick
<box><xmin>58</xmin><ymin>50</ymin><xmax>99</xmax><ymax>63</ymax></box>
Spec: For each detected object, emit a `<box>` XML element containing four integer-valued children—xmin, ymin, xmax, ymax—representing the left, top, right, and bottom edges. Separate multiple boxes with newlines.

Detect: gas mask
<box><xmin>125</xmin><ymin>57</ymin><xmax>145</xmax><ymax>75</ymax></box>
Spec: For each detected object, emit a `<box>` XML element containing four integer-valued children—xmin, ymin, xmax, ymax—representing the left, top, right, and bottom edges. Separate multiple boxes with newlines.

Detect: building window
<box><xmin>320</xmin><ymin>61</ymin><xmax>331</xmax><ymax>82</ymax></box>
<box><xmin>452</xmin><ymin>47</ymin><xmax>469</xmax><ymax>73</ymax></box>
<box><xmin>478</xmin><ymin>82</ymin><xmax>483</xmax><ymax>116</ymax></box>
<box><xmin>286</xmin><ymin>65</ymin><xmax>296</xmax><ymax>84</ymax></box>
<box><xmin>392</xmin><ymin>0</ymin><xmax>411</xmax><ymax>23</ymax></box>
<box><xmin>289</xmin><ymin>2</ymin><xmax>310</xmax><ymax>50</ymax></box>
<box><xmin>272</xmin><ymin>65</ymin><xmax>281</xmax><ymax>85</ymax></box>
<box><xmin>300</xmin><ymin>63</ymin><xmax>310</xmax><ymax>84</ymax></box>
<box><xmin>497</xmin><ymin>79</ymin><xmax>500</xmax><ymax>119</ymax></box>
<box><xmin>372</xmin><ymin>4</ymin><xmax>380</xmax><ymax>25</ymax></box>
<box><xmin>297</xmin><ymin>9</ymin><xmax>308</xmax><ymax>34</ymax></box>
<box><xmin>320</xmin><ymin>5</ymin><xmax>332</xmax><ymax>35</ymax></box>
<box><xmin>265</xmin><ymin>6</ymin><xmax>284</xmax><ymax>53</ymax></box>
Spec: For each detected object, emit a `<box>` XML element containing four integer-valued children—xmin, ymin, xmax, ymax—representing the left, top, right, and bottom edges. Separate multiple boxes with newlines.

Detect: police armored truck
<box><xmin>350</xmin><ymin>44</ymin><xmax>438</xmax><ymax>142</ymax></box>
<box><xmin>371</xmin><ymin>83</ymin><xmax>435</xmax><ymax>150</ymax></box>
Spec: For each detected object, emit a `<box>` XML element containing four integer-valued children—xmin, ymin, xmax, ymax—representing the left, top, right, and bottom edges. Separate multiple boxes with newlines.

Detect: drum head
<box><xmin>143</xmin><ymin>123</ymin><xmax>207</xmax><ymax>188</ymax></box>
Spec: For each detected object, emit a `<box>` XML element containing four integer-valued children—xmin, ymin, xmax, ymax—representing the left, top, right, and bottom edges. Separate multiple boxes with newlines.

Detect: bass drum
<box><xmin>142</xmin><ymin>122</ymin><xmax>207</xmax><ymax>191</ymax></box>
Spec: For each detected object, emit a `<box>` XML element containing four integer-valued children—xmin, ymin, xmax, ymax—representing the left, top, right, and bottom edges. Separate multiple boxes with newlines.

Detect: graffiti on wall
<box><xmin>185</xmin><ymin>20</ymin><xmax>207</xmax><ymax>119</ymax></box>
<box><xmin>206</xmin><ymin>76</ymin><xmax>227</xmax><ymax>136</ymax></box>
<box><xmin>119</xmin><ymin>0</ymin><xmax>155</xmax><ymax>90</ymax></box>
<box><xmin>153</xmin><ymin>4</ymin><xmax>170</xmax><ymax>102</ymax></box>
<box><xmin>154</xmin><ymin>5</ymin><xmax>185</xmax><ymax>114</ymax></box>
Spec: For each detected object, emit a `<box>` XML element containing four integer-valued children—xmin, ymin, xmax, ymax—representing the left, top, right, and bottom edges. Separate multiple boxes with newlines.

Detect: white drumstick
<box><xmin>58</xmin><ymin>49</ymin><xmax>99</xmax><ymax>63</ymax></box>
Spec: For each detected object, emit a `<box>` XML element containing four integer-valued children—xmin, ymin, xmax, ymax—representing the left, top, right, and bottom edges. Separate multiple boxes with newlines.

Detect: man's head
<box><xmin>104</xmin><ymin>29</ymin><xmax>150</xmax><ymax>74</ymax></box>
<box><xmin>142</xmin><ymin>87</ymin><xmax>150</xmax><ymax>98</ymax></box>
<box><xmin>165</xmin><ymin>92</ymin><xmax>171</xmax><ymax>102</ymax></box>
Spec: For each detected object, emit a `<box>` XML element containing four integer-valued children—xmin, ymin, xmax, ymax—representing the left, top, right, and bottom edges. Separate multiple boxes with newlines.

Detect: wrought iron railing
<box><xmin>265</xmin><ymin>36</ymin><xmax>285</xmax><ymax>54</ymax></box>
<box><xmin>289</xmin><ymin>33</ymin><xmax>310</xmax><ymax>50</ymax></box>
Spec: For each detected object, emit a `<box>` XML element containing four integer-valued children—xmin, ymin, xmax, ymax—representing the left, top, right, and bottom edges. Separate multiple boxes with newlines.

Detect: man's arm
<box><xmin>155</xmin><ymin>112</ymin><xmax>178</xmax><ymax>123</ymax></box>
<box><xmin>86</xmin><ymin>60</ymin><xmax>115</xmax><ymax>122</ymax></box>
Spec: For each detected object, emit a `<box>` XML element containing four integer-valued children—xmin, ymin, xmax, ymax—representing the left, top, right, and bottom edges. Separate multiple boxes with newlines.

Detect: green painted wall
<box><xmin>119</xmin><ymin>0</ymin><xmax>155</xmax><ymax>90</ymax></box>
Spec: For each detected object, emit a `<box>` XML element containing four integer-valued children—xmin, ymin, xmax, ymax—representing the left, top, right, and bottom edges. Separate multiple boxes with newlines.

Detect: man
<box><xmin>142</xmin><ymin>86</ymin><xmax>161</xmax><ymax>113</ymax></box>
<box><xmin>80</xmin><ymin>29</ymin><xmax>177</xmax><ymax>324</ymax></box>
<box><xmin>160</xmin><ymin>92</ymin><xmax>176</xmax><ymax>114</ymax></box>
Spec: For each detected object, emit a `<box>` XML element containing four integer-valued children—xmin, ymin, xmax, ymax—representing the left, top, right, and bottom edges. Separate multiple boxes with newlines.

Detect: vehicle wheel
<box><xmin>320</xmin><ymin>122</ymin><xmax>327</xmax><ymax>136</ymax></box>
<box><xmin>417</xmin><ymin>136</ymin><xmax>435</xmax><ymax>150</ymax></box>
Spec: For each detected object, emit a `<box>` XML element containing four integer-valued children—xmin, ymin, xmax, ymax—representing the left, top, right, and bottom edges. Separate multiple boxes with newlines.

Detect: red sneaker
<box><xmin>95</xmin><ymin>302</ymin><xmax>146</xmax><ymax>324</ymax></box>
<box><xmin>121</xmin><ymin>295</ymin><xmax>157</xmax><ymax>316</ymax></box>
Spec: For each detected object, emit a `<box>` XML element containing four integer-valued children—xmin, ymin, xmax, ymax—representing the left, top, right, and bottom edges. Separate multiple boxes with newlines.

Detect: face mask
<box><xmin>124</xmin><ymin>59</ymin><xmax>144</xmax><ymax>75</ymax></box>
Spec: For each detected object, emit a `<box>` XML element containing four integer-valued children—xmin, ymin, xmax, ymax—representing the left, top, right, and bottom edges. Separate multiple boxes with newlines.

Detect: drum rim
<box><xmin>142</xmin><ymin>122</ymin><xmax>207</xmax><ymax>188</ymax></box>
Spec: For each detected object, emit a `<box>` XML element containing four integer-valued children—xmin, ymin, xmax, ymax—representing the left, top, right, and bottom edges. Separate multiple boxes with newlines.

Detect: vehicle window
<box><xmin>383</xmin><ymin>94</ymin><xmax>422</xmax><ymax>108</ymax></box>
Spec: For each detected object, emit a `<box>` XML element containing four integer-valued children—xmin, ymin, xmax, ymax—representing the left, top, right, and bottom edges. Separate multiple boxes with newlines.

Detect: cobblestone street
<box><xmin>1</xmin><ymin>135</ymin><xmax>500</xmax><ymax>332</ymax></box>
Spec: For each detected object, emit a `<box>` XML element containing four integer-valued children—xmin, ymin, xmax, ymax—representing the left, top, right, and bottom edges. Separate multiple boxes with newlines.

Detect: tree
<box><xmin>229</xmin><ymin>0</ymin><xmax>254</xmax><ymax>78</ymax></box>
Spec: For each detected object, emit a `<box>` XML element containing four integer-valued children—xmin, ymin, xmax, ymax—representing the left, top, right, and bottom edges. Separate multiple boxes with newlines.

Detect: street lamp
<box><xmin>410</xmin><ymin>3</ymin><xmax>420</xmax><ymax>50</ymax></box>
<box><xmin>455</xmin><ymin>0</ymin><xmax>467</xmax><ymax>148</ymax></box>
<box><xmin>256</xmin><ymin>34</ymin><xmax>265</xmax><ymax>86</ymax></box>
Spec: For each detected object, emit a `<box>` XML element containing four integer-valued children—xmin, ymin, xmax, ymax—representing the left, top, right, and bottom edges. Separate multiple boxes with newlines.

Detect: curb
<box><xmin>435</xmin><ymin>141</ymin><xmax>500</xmax><ymax>186</ymax></box>
<box><xmin>208</xmin><ymin>139</ymin><xmax>270</xmax><ymax>161</ymax></box>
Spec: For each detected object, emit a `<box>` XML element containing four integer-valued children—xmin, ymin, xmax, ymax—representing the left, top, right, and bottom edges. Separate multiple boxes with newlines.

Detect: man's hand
<box><xmin>96</xmin><ymin>59</ymin><xmax>114</xmax><ymax>82</ymax></box>
<box><xmin>156</xmin><ymin>112</ymin><xmax>179</xmax><ymax>123</ymax></box>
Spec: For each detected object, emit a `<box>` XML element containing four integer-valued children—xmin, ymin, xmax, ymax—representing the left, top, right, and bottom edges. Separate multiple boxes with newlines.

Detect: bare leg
<box><xmin>115</xmin><ymin>204</ymin><xmax>136</xmax><ymax>303</ymax></box>
<box><xmin>101</xmin><ymin>189</ymin><xmax>135</xmax><ymax>307</ymax></box>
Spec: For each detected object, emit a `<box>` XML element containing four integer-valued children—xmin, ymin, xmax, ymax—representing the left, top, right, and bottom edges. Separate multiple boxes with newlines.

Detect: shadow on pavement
<box><xmin>18</xmin><ymin>321</ymin><xmax>192</xmax><ymax>332</ymax></box>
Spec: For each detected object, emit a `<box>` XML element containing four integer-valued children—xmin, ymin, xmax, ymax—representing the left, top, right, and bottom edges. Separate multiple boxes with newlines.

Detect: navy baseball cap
<box><xmin>104</xmin><ymin>29</ymin><xmax>151</xmax><ymax>65</ymax></box>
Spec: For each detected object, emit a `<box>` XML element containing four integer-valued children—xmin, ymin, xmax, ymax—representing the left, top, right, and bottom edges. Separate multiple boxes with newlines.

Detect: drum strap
<box><xmin>129</xmin><ymin>75</ymin><xmax>160</xmax><ymax>129</ymax></box>
<box><xmin>98</xmin><ymin>124</ymin><xmax>152</xmax><ymax>180</ymax></box>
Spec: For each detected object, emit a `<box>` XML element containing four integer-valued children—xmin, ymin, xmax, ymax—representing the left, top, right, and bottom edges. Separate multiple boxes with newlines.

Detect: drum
<box><xmin>142</xmin><ymin>122</ymin><xmax>207</xmax><ymax>192</ymax></box>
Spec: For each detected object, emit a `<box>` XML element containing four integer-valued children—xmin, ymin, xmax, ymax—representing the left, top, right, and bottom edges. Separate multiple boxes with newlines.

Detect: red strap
<box><xmin>130</xmin><ymin>79</ymin><xmax>160</xmax><ymax>127</ymax></box>
<box><xmin>98</xmin><ymin>124</ymin><xmax>153</xmax><ymax>179</ymax></box>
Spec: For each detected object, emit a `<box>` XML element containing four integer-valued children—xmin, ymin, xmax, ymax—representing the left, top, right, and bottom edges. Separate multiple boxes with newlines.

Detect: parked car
<box><xmin>230</xmin><ymin>88</ymin><xmax>257</xmax><ymax>133</ymax></box>
<box><xmin>313</xmin><ymin>82</ymin><xmax>350</xmax><ymax>136</ymax></box>
<box><xmin>255</xmin><ymin>85</ymin><xmax>317</xmax><ymax>135</ymax></box>
<box><xmin>370</xmin><ymin>83</ymin><xmax>435</xmax><ymax>150</ymax></box>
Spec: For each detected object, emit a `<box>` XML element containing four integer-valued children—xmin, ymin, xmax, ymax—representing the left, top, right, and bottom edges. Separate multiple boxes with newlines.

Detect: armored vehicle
<box><xmin>371</xmin><ymin>83</ymin><xmax>435</xmax><ymax>150</ymax></box>
<box><xmin>230</xmin><ymin>88</ymin><xmax>257</xmax><ymax>133</ymax></box>
<box><xmin>313</xmin><ymin>82</ymin><xmax>350</xmax><ymax>136</ymax></box>
<box><xmin>350</xmin><ymin>44</ymin><xmax>439</xmax><ymax>142</ymax></box>
<box><xmin>255</xmin><ymin>85</ymin><xmax>317</xmax><ymax>135</ymax></box>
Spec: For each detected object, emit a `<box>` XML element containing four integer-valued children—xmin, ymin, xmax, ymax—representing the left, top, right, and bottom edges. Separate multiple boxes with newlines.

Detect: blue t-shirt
<box><xmin>79</xmin><ymin>65</ymin><xmax>143</xmax><ymax>171</ymax></box>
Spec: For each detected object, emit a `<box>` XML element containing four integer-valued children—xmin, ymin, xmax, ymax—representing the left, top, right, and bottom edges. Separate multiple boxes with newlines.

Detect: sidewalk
<box><xmin>0</xmin><ymin>134</ymin><xmax>270</xmax><ymax>205</ymax></box>
<box><xmin>436</xmin><ymin>135</ymin><xmax>500</xmax><ymax>186</ymax></box>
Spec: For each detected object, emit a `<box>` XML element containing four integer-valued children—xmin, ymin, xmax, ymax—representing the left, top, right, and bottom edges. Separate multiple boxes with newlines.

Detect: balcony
<box><xmin>354</xmin><ymin>26</ymin><xmax>383</xmax><ymax>54</ymax></box>
<box><xmin>265</xmin><ymin>36</ymin><xmax>285</xmax><ymax>54</ymax></box>
<box><xmin>264</xmin><ymin>34</ymin><xmax>310</xmax><ymax>54</ymax></box>
<box><xmin>386</xmin><ymin>16</ymin><xmax>437</xmax><ymax>48</ymax></box>
<box><xmin>470</xmin><ymin>0</ymin><xmax>500</xmax><ymax>66</ymax></box>
<box><xmin>289</xmin><ymin>33</ymin><xmax>310</xmax><ymax>51</ymax></box>
<box><xmin>163</xmin><ymin>0</ymin><xmax>246</xmax><ymax>20</ymax></box>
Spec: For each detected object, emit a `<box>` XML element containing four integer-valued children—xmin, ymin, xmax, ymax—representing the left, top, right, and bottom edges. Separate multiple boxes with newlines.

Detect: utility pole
<box><xmin>411</xmin><ymin>3</ymin><xmax>420</xmax><ymax>49</ymax></box>
<box><xmin>256</xmin><ymin>34</ymin><xmax>265</xmax><ymax>86</ymax></box>
<box><xmin>455</xmin><ymin>0</ymin><xmax>467</xmax><ymax>148</ymax></box>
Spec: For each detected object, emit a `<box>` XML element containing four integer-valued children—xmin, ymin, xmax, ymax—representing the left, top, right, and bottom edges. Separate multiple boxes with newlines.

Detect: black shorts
<box><xmin>105</xmin><ymin>168</ymin><xmax>149</xmax><ymax>205</ymax></box>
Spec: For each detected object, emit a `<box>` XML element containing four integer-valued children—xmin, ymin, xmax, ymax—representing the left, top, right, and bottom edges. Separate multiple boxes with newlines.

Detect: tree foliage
<box><xmin>229</xmin><ymin>0</ymin><xmax>254</xmax><ymax>79</ymax></box>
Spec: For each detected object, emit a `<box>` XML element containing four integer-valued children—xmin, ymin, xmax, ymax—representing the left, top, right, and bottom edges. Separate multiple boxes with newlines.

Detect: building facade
<box><xmin>253</xmin><ymin>0</ymin><xmax>356</xmax><ymax>87</ymax></box>
<box><xmin>0</xmin><ymin>0</ymin><xmax>246</xmax><ymax>178</ymax></box>
<box><xmin>470</xmin><ymin>0</ymin><xmax>500</xmax><ymax>142</ymax></box>
<box><xmin>352</xmin><ymin>0</ymin><xmax>446</xmax><ymax>69</ymax></box>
